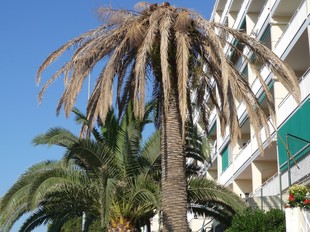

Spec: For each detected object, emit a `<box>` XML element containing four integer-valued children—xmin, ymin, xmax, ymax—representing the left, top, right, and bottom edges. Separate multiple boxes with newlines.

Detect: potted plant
<box><xmin>285</xmin><ymin>184</ymin><xmax>310</xmax><ymax>232</ymax></box>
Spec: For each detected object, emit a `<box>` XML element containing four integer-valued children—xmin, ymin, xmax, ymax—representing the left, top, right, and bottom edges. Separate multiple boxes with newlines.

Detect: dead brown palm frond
<box><xmin>95</xmin><ymin>38</ymin><xmax>129</xmax><ymax>125</ymax></box>
<box><xmin>196</xmin><ymin>18</ymin><xmax>230</xmax><ymax>103</ymax></box>
<box><xmin>159</xmin><ymin>10</ymin><xmax>173</xmax><ymax>114</ymax></box>
<box><xmin>227</xmin><ymin>61</ymin><xmax>270</xmax><ymax>151</ymax></box>
<box><xmin>176</xmin><ymin>31</ymin><xmax>190</xmax><ymax>139</ymax></box>
<box><xmin>214</xmin><ymin>23</ymin><xmax>300</xmax><ymax>102</ymax></box>
<box><xmin>134</xmin><ymin>16</ymin><xmax>159</xmax><ymax>119</ymax></box>
<box><xmin>175</xmin><ymin>11</ymin><xmax>191</xmax><ymax>139</ymax></box>
<box><xmin>191</xmin><ymin>13</ymin><xmax>300</xmax><ymax>149</ymax></box>
<box><xmin>134</xmin><ymin>2</ymin><xmax>153</xmax><ymax>11</ymax></box>
<box><xmin>223</xmin><ymin>38</ymin><xmax>277</xmax><ymax>125</ymax></box>
<box><xmin>97</xmin><ymin>7</ymin><xmax>135</xmax><ymax>25</ymax></box>
<box><xmin>36</xmin><ymin>24</ymin><xmax>111</xmax><ymax>84</ymax></box>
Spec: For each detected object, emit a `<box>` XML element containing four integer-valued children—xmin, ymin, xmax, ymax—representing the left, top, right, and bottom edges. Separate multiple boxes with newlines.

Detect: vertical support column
<box><xmin>251</xmin><ymin>162</ymin><xmax>263</xmax><ymax>193</ymax></box>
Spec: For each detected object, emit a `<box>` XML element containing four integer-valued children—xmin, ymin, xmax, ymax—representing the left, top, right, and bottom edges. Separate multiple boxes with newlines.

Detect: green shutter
<box><xmin>260</xmin><ymin>25</ymin><xmax>270</xmax><ymax>43</ymax></box>
<box><xmin>222</xmin><ymin>146</ymin><xmax>229</xmax><ymax>172</ymax></box>
<box><xmin>278</xmin><ymin>100</ymin><xmax>310</xmax><ymax>171</ymax></box>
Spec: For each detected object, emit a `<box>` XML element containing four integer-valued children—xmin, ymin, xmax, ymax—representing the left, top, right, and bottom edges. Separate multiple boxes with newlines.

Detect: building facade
<box><xmin>206</xmin><ymin>0</ymin><xmax>310</xmax><ymax>211</ymax></box>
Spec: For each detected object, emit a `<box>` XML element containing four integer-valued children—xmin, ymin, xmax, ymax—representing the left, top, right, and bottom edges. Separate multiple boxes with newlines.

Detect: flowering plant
<box><xmin>287</xmin><ymin>184</ymin><xmax>310</xmax><ymax>209</ymax></box>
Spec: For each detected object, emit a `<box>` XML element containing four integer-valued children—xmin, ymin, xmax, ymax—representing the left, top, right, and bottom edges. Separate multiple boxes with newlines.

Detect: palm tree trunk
<box><xmin>161</xmin><ymin>83</ymin><xmax>188</xmax><ymax>231</ymax></box>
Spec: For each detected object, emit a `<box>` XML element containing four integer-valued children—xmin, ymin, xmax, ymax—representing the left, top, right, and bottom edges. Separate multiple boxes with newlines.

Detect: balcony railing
<box><xmin>278</xmin><ymin>67</ymin><xmax>310</xmax><ymax>108</ymax></box>
<box><xmin>250</xmin><ymin>172</ymin><xmax>280</xmax><ymax>197</ymax></box>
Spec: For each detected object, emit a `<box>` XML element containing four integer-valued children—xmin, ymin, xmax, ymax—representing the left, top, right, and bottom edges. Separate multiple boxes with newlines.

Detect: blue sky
<box><xmin>0</xmin><ymin>1</ymin><xmax>215</xmax><ymax>231</ymax></box>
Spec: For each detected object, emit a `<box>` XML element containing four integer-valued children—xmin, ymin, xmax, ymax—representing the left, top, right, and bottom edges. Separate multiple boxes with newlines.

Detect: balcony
<box><xmin>273</xmin><ymin>0</ymin><xmax>310</xmax><ymax>58</ymax></box>
<box><xmin>251</xmin><ymin>172</ymin><xmax>280</xmax><ymax>197</ymax></box>
<box><xmin>219</xmin><ymin>118</ymin><xmax>276</xmax><ymax>185</ymax></box>
<box><xmin>277</xmin><ymin>68</ymin><xmax>310</xmax><ymax>125</ymax></box>
<box><xmin>250</xmin><ymin>148</ymin><xmax>310</xmax><ymax>199</ymax></box>
<box><xmin>280</xmin><ymin>142</ymin><xmax>310</xmax><ymax>190</ymax></box>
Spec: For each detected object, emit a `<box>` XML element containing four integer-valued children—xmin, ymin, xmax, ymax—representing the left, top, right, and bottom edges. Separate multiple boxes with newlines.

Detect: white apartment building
<box><xmin>205</xmin><ymin>0</ymin><xmax>310</xmax><ymax>211</ymax></box>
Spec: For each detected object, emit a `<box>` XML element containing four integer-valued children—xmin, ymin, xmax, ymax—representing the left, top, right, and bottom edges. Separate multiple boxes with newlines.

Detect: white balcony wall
<box><xmin>274</xmin><ymin>0</ymin><xmax>310</xmax><ymax>57</ymax></box>
<box><xmin>253</xmin><ymin>173</ymin><xmax>280</xmax><ymax>197</ymax></box>
<box><xmin>277</xmin><ymin>69</ymin><xmax>310</xmax><ymax>125</ymax></box>
<box><xmin>208</xmin><ymin>107</ymin><xmax>217</xmax><ymax>131</ymax></box>
<box><xmin>219</xmin><ymin>163</ymin><xmax>233</xmax><ymax>185</ymax></box>
<box><xmin>237</xmin><ymin>102</ymin><xmax>246</xmax><ymax>120</ymax></box>
<box><xmin>233</xmin><ymin>142</ymin><xmax>252</xmax><ymax>175</ymax></box>
<box><xmin>280</xmin><ymin>152</ymin><xmax>310</xmax><ymax>190</ymax></box>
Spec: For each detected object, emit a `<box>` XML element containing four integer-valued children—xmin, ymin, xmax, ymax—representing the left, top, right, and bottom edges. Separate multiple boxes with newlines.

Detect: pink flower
<box><xmin>289</xmin><ymin>194</ymin><xmax>294</xmax><ymax>201</ymax></box>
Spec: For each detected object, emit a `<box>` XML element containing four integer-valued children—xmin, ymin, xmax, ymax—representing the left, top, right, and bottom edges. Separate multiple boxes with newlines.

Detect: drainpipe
<box><xmin>286</xmin><ymin>134</ymin><xmax>292</xmax><ymax>187</ymax></box>
<box><xmin>279</xmin><ymin>171</ymin><xmax>283</xmax><ymax>210</ymax></box>
<box><xmin>261</xmin><ymin>187</ymin><xmax>263</xmax><ymax>210</ymax></box>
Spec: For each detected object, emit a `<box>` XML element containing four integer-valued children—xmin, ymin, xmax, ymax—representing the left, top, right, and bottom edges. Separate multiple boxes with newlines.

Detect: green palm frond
<box><xmin>19</xmin><ymin>208</ymin><xmax>56</xmax><ymax>232</ymax></box>
<box><xmin>32</xmin><ymin>128</ymin><xmax>78</xmax><ymax>148</ymax></box>
<box><xmin>109</xmin><ymin>175</ymin><xmax>159</xmax><ymax>225</ymax></box>
<box><xmin>140</xmin><ymin>131</ymin><xmax>161</xmax><ymax>179</ymax></box>
<box><xmin>187</xmin><ymin>177</ymin><xmax>246</xmax><ymax>213</ymax></box>
<box><xmin>72</xmin><ymin>107</ymin><xmax>103</xmax><ymax>142</ymax></box>
<box><xmin>0</xmin><ymin>161</ymin><xmax>63</xmax><ymax>231</ymax></box>
<box><xmin>64</xmin><ymin>139</ymin><xmax>117</xmax><ymax>177</ymax></box>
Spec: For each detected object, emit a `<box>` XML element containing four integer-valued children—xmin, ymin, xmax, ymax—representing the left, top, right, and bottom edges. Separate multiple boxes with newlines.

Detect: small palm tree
<box><xmin>33</xmin><ymin>106</ymin><xmax>159</xmax><ymax>231</ymax></box>
<box><xmin>37</xmin><ymin>2</ymin><xmax>300</xmax><ymax>231</ymax></box>
<box><xmin>0</xmin><ymin>106</ymin><xmax>159</xmax><ymax>232</ymax></box>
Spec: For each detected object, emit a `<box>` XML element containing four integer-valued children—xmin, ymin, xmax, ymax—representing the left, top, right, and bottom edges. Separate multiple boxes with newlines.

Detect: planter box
<box><xmin>285</xmin><ymin>207</ymin><xmax>310</xmax><ymax>232</ymax></box>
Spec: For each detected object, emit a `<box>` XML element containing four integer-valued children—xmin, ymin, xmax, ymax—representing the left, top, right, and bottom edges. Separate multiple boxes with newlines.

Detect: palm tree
<box><xmin>37</xmin><ymin>5</ymin><xmax>300</xmax><ymax>230</ymax></box>
<box><xmin>33</xmin><ymin>107</ymin><xmax>159</xmax><ymax>231</ymax></box>
<box><xmin>0</xmin><ymin>106</ymin><xmax>159</xmax><ymax>232</ymax></box>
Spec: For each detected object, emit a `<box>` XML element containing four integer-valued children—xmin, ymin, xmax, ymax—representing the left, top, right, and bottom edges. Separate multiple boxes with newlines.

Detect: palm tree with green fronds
<box><xmin>32</xmin><ymin>106</ymin><xmax>159</xmax><ymax>231</ymax></box>
<box><xmin>0</xmin><ymin>105</ymin><xmax>159</xmax><ymax>231</ymax></box>
<box><xmin>37</xmin><ymin>2</ymin><xmax>300</xmax><ymax>231</ymax></box>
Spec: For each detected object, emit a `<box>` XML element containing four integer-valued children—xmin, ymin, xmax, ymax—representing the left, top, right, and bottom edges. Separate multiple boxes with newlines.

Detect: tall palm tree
<box><xmin>37</xmin><ymin>3</ymin><xmax>300</xmax><ymax>230</ymax></box>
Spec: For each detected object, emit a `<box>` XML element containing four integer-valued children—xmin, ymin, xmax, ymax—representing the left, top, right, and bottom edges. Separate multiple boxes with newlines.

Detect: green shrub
<box><xmin>225</xmin><ymin>208</ymin><xmax>285</xmax><ymax>232</ymax></box>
